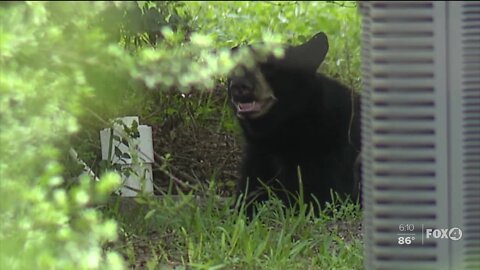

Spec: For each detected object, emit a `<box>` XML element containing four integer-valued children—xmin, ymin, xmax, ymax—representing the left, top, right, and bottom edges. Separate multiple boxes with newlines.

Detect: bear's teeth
<box><xmin>237</xmin><ymin>101</ymin><xmax>257</xmax><ymax>112</ymax></box>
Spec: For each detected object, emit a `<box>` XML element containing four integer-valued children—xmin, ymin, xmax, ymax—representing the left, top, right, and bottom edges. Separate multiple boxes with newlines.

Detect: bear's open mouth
<box><xmin>236</xmin><ymin>101</ymin><xmax>261</xmax><ymax>112</ymax></box>
<box><xmin>233</xmin><ymin>97</ymin><xmax>276</xmax><ymax>118</ymax></box>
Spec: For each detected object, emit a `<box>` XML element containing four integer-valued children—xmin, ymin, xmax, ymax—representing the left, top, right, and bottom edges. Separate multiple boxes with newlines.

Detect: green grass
<box><xmin>105</xmin><ymin>189</ymin><xmax>363</xmax><ymax>270</ymax></box>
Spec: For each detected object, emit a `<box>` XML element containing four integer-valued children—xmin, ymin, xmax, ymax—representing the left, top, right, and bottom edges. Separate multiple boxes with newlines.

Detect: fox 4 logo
<box><xmin>425</xmin><ymin>227</ymin><xmax>462</xmax><ymax>241</ymax></box>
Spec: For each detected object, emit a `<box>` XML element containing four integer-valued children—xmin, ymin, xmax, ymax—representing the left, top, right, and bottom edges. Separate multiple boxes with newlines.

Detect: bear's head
<box><xmin>227</xmin><ymin>32</ymin><xmax>329</xmax><ymax>120</ymax></box>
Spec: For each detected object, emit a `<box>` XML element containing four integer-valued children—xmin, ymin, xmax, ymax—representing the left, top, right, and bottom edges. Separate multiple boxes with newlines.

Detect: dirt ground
<box><xmin>149</xmin><ymin>86</ymin><xmax>242</xmax><ymax>196</ymax></box>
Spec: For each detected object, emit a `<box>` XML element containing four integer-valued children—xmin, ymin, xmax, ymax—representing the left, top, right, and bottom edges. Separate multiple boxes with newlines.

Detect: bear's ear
<box><xmin>277</xmin><ymin>32</ymin><xmax>329</xmax><ymax>73</ymax></box>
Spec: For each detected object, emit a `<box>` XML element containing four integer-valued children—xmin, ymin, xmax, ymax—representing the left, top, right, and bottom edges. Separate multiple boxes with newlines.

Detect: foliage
<box><xmin>185</xmin><ymin>1</ymin><xmax>361</xmax><ymax>89</ymax></box>
<box><xmin>109</xmin><ymin>189</ymin><xmax>363</xmax><ymax>269</ymax></box>
<box><xmin>0</xmin><ymin>1</ymin><xmax>361</xmax><ymax>269</ymax></box>
<box><xmin>0</xmin><ymin>2</ymin><xmax>127</xmax><ymax>269</ymax></box>
<box><xmin>127</xmin><ymin>1</ymin><xmax>360</xmax><ymax>91</ymax></box>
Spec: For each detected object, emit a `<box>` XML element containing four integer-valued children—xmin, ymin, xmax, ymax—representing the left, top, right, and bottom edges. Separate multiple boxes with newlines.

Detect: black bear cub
<box><xmin>228</xmin><ymin>32</ymin><xmax>361</xmax><ymax>216</ymax></box>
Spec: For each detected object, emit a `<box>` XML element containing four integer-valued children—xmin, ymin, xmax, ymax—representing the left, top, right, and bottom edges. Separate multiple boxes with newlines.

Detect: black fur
<box><xmin>228</xmin><ymin>32</ymin><xmax>361</xmax><ymax>216</ymax></box>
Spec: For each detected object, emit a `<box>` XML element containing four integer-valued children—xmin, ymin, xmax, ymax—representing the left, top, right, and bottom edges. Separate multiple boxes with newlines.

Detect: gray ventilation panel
<box><xmin>360</xmin><ymin>1</ymin><xmax>480</xmax><ymax>270</ymax></box>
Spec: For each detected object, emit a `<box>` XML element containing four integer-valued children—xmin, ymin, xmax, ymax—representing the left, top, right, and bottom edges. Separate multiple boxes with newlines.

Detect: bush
<box><xmin>0</xmin><ymin>3</ymin><xmax>126</xmax><ymax>269</ymax></box>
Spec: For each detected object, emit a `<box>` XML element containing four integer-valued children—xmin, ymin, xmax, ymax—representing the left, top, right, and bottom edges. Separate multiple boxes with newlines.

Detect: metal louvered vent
<box><xmin>360</xmin><ymin>2</ymin><xmax>480</xmax><ymax>270</ymax></box>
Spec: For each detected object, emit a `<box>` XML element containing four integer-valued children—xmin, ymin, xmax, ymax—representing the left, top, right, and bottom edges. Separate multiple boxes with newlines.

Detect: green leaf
<box><xmin>144</xmin><ymin>209</ymin><xmax>156</xmax><ymax>220</ymax></box>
